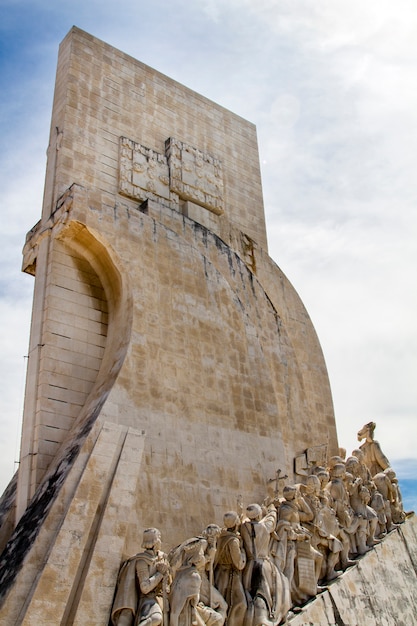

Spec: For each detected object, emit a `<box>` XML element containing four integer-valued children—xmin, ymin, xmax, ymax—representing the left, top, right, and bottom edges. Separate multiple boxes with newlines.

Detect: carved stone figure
<box><xmin>349</xmin><ymin>450</ymin><xmax>373</xmax><ymax>486</ymax></box>
<box><xmin>214</xmin><ymin>512</ymin><xmax>247</xmax><ymax>626</ymax></box>
<box><xmin>199</xmin><ymin>525</ymin><xmax>227</xmax><ymax>625</ymax></box>
<box><xmin>326</xmin><ymin>464</ymin><xmax>369</xmax><ymax>556</ymax></box>
<box><xmin>168</xmin><ymin>531</ymin><xmax>226</xmax><ymax>626</ymax></box>
<box><xmin>240</xmin><ymin>503</ymin><xmax>290</xmax><ymax>626</ymax></box>
<box><xmin>111</xmin><ymin>528</ymin><xmax>170</xmax><ymax>626</ymax></box>
<box><xmin>384</xmin><ymin>467</ymin><xmax>406</xmax><ymax>523</ymax></box>
<box><xmin>316</xmin><ymin>470</ymin><xmax>330</xmax><ymax>493</ymax></box>
<box><xmin>277</xmin><ymin>486</ymin><xmax>322</xmax><ymax>605</ymax></box>
<box><xmin>327</xmin><ymin>456</ymin><xmax>345</xmax><ymax>472</ymax></box>
<box><xmin>357</xmin><ymin>422</ymin><xmax>390</xmax><ymax>476</ymax></box>
<box><xmin>169</xmin><ymin>538</ymin><xmax>207</xmax><ymax>626</ymax></box>
<box><xmin>345</xmin><ymin>456</ymin><xmax>360</xmax><ymax>481</ymax></box>
<box><xmin>302</xmin><ymin>475</ymin><xmax>343</xmax><ymax>582</ymax></box>
<box><xmin>109</xmin><ymin>425</ymin><xmax>409</xmax><ymax>624</ymax></box>
<box><xmin>369</xmin><ymin>485</ymin><xmax>388</xmax><ymax>536</ymax></box>
<box><xmin>372</xmin><ymin>471</ymin><xmax>397</xmax><ymax>533</ymax></box>
<box><xmin>348</xmin><ymin>480</ymin><xmax>379</xmax><ymax>548</ymax></box>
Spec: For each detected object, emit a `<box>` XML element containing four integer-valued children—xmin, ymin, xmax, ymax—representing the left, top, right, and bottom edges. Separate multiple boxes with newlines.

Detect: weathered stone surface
<box><xmin>0</xmin><ymin>421</ymin><xmax>145</xmax><ymax>625</ymax></box>
<box><xmin>12</xmin><ymin>27</ymin><xmax>337</xmax><ymax>541</ymax></box>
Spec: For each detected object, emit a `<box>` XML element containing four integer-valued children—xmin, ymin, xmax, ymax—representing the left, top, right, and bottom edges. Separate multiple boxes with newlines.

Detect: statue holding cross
<box><xmin>265</xmin><ymin>469</ymin><xmax>289</xmax><ymax>505</ymax></box>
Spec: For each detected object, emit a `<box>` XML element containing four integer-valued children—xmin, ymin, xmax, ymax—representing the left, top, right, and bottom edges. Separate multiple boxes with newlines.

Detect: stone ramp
<box><xmin>0</xmin><ymin>421</ymin><xmax>145</xmax><ymax>625</ymax></box>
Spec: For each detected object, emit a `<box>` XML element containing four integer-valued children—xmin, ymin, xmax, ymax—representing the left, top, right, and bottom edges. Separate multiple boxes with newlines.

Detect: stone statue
<box><xmin>199</xmin><ymin>525</ymin><xmax>227</xmax><ymax>625</ymax></box>
<box><xmin>372</xmin><ymin>471</ymin><xmax>397</xmax><ymax>533</ymax></box>
<box><xmin>349</xmin><ymin>450</ymin><xmax>373</xmax><ymax>486</ymax></box>
<box><xmin>302</xmin><ymin>474</ymin><xmax>344</xmax><ymax>582</ymax></box>
<box><xmin>326</xmin><ymin>464</ymin><xmax>369</xmax><ymax>556</ymax></box>
<box><xmin>111</xmin><ymin>528</ymin><xmax>170</xmax><ymax>626</ymax></box>
<box><xmin>347</xmin><ymin>479</ymin><xmax>380</xmax><ymax>549</ymax></box>
<box><xmin>327</xmin><ymin>456</ymin><xmax>345</xmax><ymax>471</ymax></box>
<box><xmin>110</xmin><ymin>425</ymin><xmax>409</xmax><ymax>623</ymax></box>
<box><xmin>168</xmin><ymin>533</ymin><xmax>225</xmax><ymax>626</ymax></box>
<box><xmin>214</xmin><ymin>511</ymin><xmax>247</xmax><ymax>626</ymax></box>
<box><xmin>277</xmin><ymin>486</ymin><xmax>322</xmax><ymax>605</ymax></box>
<box><xmin>168</xmin><ymin>537</ymin><xmax>206</xmax><ymax>626</ymax></box>
<box><xmin>240</xmin><ymin>503</ymin><xmax>290</xmax><ymax>626</ymax></box>
<box><xmin>357</xmin><ymin>422</ymin><xmax>390</xmax><ymax>476</ymax></box>
<box><xmin>369</xmin><ymin>484</ymin><xmax>388</xmax><ymax>537</ymax></box>
<box><xmin>316</xmin><ymin>470</ymin><xmax>330</xmax><ymax>492</ymax></box>
<box><xmin>384</xmin><ymin>467</ymin><xmax>406</xmax><ymax>523</ymax></box>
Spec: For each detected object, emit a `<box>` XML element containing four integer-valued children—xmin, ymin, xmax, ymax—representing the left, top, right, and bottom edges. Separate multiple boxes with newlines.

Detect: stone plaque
<box><xmin>166</xmin><ymin>137</ymin><xmax>224</xmax><ymax>214</ymax></box>
<box><xmin>297</xmin><ymin>542</ymin><xmax>317</xmax><ymax>596</ymax></box>
<box><xmin>119</xmin><ymin>137</ymin><xmax>170</xmax><ymax>203</ymax></box>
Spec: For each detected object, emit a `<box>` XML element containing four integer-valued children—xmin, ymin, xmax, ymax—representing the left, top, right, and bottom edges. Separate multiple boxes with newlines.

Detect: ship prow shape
<box><xmin>0</xmin><ymin>26</ymin><xmax>415</xmax><ymax>626</ymax></box>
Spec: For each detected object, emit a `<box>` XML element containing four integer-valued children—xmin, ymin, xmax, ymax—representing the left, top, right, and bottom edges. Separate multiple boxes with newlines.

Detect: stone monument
<box><xmin>0</xmin><ymin>27</ymin><xmax>415</xmax><ymax>626</ymax></box>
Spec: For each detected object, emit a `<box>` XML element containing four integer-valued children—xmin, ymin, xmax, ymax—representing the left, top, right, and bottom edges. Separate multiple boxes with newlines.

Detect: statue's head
<box><xmin>202</xmin><ymin>523</ymin><xmax>221</xmax><ymax>541</ymax></box>
<box><xmin>345</xmin><ymin>456</ymin><xmax>360</xmax><ymax>475</ymax></box>
<box><xmin>182</xmin><ymin>538</ymin><xmax>206</xmax><ymax>568</ymax></box>
<box><xmin>357</xmin><ymin>421</ymin><xmax>376</xmax><ymax>442</ymax></box>
<box><xmin>305</xmin><ymin>474</ymin><xmax>320</xmax><ymax>495</ymax></box>
<box><xmin>246</xmin><ymin>503</ymin><xmax>262</xmax><ymax>521</ymax></box>
<box><xmin>317</xmin><ymin>470</ymin><xmax>330</xmax><ymax>488</ymax></box>
<box><xmin>224</xmin><ymin>511</ymin><xmax>240</xmax><ymax>529</ymax></box>
<box><xmin>142</xmin><ymin>527</ymin><xmax>162</xmax><ymax>550</ymax></box>
<box><xmin>328</xmin><ymin>456</ymin><xmax>344</xmax><ymax>470</ymax></box>
<box><xmin>330</xmin><ymin>463</ymin><xmax>346</xmax><ymax>478</ymax></box>
<box><xmin>283</xmin><ymin>485</ymin><xmax>297</xmax><ymax>501</ymax></box>
<box><xmin>351</xmin><ymin>448</ymin><xmax>365</xmax><ymax>462</ymax></box>
<box><xmin>344</xmin><ymin>472</ymin><xmax>355</xmax><ymax>491</ymax></box>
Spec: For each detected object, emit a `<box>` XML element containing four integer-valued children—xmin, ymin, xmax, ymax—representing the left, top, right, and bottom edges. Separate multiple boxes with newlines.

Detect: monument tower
<box><xmin>13</xmin><ymin>25</ymin><xmax>337</xmax><ymax>527</ymax></box>
<box><xmin>0</xmin><ymin>26</ymin><xmax>378</xmax><ymax>624</ymax></box>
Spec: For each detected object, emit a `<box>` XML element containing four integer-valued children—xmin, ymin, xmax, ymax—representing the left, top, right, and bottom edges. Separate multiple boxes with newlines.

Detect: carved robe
<box><xmin>111</xmin><ymin>550</ymin><xmax>166</xmax><ymax>626</ymax></box>
<box><xmin>240</xmin><ymin>508</ymin><xmax>290</xmax><ymax>626</ymax></box>
<box><xmin>278</xmin><ymin>498</ymin><xmax>321</xmax><ymax>603</ymax></box>
<box><xmin>214</xmin><ymin>529</ymin><xmax>247</xmax><ymax>626</ymax></box>
<box><xmin>359</xmin><ymin>440</ymin><xmax>390</xmax><ymax>477</ymax></box>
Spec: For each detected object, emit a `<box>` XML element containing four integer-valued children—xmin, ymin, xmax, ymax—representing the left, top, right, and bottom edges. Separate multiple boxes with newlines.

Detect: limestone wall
<box><xmin>19</xmin><ymin>188</ymin><xmax>335</xmax><ymax>544</ymax></box>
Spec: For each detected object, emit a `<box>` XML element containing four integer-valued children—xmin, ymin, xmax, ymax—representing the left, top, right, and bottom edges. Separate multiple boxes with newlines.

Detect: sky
<box><xmin>0</xmin><ymin>0</ymin><xmax>416</xmax><ymax>508</ymax></box>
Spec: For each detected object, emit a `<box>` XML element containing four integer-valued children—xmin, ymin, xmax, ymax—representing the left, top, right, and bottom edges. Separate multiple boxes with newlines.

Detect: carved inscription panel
<box><xmin>119</xmin><ymin>137</ymin><xmax>170</xmax><ymax>203</ymax></box>
<box><xmin>166</xmin><ymin>137</ymin><xmax>224</xmax><ymax>214</ymax></box>
<box><xmin>119</xmin><ymin>136</ymin><xmax>224</xmax><ymax>215</ymax></box>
